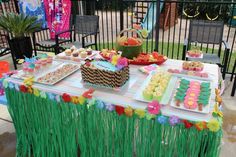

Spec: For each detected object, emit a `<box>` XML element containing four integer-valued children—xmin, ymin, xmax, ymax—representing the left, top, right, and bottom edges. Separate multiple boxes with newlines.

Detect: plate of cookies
<box><xmin>170</xmin><ymin>78</ymin><xmax>213</xmax><ymax>114</ymax></box>
<box><xmin>55</xmin><ymin>46</ymin><xmax>98</xmax><ymax>62</ymax></box>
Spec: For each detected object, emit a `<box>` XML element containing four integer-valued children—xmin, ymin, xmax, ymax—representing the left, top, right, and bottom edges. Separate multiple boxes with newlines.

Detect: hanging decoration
<box><xmin>43</xmin><ymin>0</ymin><xmax>71</xmax><ymax>39</ymax></box>
<box><xmin>18</xmin><ymin>0</ymin><xmax>47</xmax><ymax>28</ymax></box>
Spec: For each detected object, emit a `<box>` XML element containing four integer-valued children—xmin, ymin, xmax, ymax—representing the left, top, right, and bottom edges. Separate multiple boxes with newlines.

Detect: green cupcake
<box><xmin>143</xmin><ymin>91</ymin><xmax>153</xmax><ymax>101</ymax></box>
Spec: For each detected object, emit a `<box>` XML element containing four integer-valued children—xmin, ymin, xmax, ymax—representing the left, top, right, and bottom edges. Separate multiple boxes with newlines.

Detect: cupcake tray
<box><xmin>11</xmin><ymin>61</ymin><xmax>80</xmax><ymax>85</ymax></box>
<box><xmin>56</xmin><ymin>50</ymin><xmax>98</xmax><ymax>62</ymax></box>
<box><xmin>169</xmin><ymin>77</ymin><xmax>213</xmax><ymax>114</ymax></box>
<box><xmin>134</xmin><ymin>71</ymin><xmax>178</xmax><ymax>105</ymax></box>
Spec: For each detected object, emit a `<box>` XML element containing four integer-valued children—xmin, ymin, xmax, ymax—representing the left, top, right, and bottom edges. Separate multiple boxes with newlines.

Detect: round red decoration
<box><xmin>182</xmin><ymin>120</ymin><xmax>193</xmax><ymax>129</ymax></box>
<box><xmin>20</xmin><ymin>85</ymin><xmax>28</xmax><ymax>93</ymax></box>
<box><xmin>115</xmin><ymin>105</ymin><xmax>125</xmax><ymax>115</ymax></box>
<box><xmin>62</xmin><ymin>93</ymin><xmax>71</xmax><ymax>103</ymax></box>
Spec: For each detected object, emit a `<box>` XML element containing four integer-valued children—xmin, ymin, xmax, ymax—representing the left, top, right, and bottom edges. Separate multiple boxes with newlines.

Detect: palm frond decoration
<box><xmin>0</xmin><ymin>13</ymin><xmax>41</xmax><ymax>38</ymax></box>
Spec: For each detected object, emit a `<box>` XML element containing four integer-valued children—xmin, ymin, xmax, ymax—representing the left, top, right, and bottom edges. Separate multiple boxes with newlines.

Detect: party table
<box><xmin>3</xmin><ymin>59</ymin><xmax>223</xmax><ymax>157</ymax></box>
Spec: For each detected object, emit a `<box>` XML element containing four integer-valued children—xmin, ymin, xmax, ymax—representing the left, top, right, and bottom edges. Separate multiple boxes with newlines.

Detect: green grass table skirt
<box><xmin>5</xmin><ymin>88</ymin><xmax>222</xmax><ymax>157</ymax></box>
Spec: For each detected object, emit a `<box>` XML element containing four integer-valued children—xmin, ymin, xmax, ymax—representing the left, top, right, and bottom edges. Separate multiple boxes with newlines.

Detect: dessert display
<box><xmin>142</xmin><ymin>72</ymin><xmax>171</xmax><ymax>101</ymax></box>
<box><xmin>37</xmin><ymin>64</ymin><xmax>79</xmax><ymax>85</ymax></box>
<box><xmin>80</xmin><ymin>54</ymin><xmax>129</xmax><ymax>88</ymax></box>
<box><xmin>186</xmin><ymin>45</ymin><xmax>202</xmax><ymax>58</ymax></box>
<box><xmin>173</xmin><ymin>78</ymin><xmax>211</xmax><ymax>113</ymax></box>
<box><xmin>168</xmin><ymin>69</ymin><xmax>208</xmax><ymax>78</ymax></box>
<box><xmin>128</xmin><ymin>52</ymin><xmax>167</xmax><ymax>65</ymax></box>
<box><xmin>55</xmin><ymin>46</ymin><xmax>96</xmax><ymax>62</ymax></box>
<box><xmin>22</xmin><ymin>54</ymin><xmax>53</xmax><ymax>76</ymax></box>
<box><xmin>182</xmin><ymin>61</ymin><xmax>204</xmax><ymax>71</ymax></box>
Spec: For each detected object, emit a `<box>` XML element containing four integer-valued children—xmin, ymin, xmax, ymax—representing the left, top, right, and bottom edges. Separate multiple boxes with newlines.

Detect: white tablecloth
<box><xmin>7</xmin><ymin>59</ymin><xmax>220</xmax><ymax>122</ymax></box>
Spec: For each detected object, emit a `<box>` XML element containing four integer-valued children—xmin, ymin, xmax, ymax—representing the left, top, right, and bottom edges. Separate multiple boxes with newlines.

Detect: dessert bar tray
<box><xmin>134</xmin><ymin>71</ymin><xmax>178</xmax><ymax>105</ymax></box>
<box><xmin>170</xmin><ymin>77</ymin><xmax>213</xmax><ymax>114</ymax></box>
<box><xmin>56</xmin><ymin>50</ymin><xmax>98</xmax><ymax>61</ymax></box>
<box><xmin>11</xmin><ymin>61</ymin><xmax>79</xmax><ymax>85</ymax></box>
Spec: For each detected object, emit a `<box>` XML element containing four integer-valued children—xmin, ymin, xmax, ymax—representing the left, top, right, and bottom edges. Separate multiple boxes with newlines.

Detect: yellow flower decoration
<box><xmin>28</xmin><ymin>87</ymin><xmax>33</xmax><ymax>94</ymax></box>
<box><xmin>135</xmin><ymin>109</ymin><xmax>146</xmax><ymax>118</ymax></box>
<box><xmin>23</xmin><ymin>76</ymin><xmax>34</xmax><ymax>87</ymax></box>
<box><xmin>71</xmin><ymin>96</ymin><xmax>79</xmax><ymax>104</ymax></box>
<box><xmin>33</xmin><ymin>88</ymin><xmax>40</xmax><ymax>97</ymax></box>
<box><xmin>111</xmin><ymin>55</ymin><xmax>119</xmax><ymax>65</ymax></box>
<box><xmin>207</xmin><ymin>119</ymin><xmax>220</xmax><ymax>132</ymax></box>
<box><xmin>124</xmin><ymin>106</ymin><xmax>133</xmax><ymax>117</ymax></box>
<box><xmin>212</xmin><ymin>103</ymin><xmax>223</xmax><ymax>118</ymax></box>
<box><xmin>78</xmin><ymin>96</ymin><xmax>86</xmax><ymax>105</ymax></box>
<box><xmin>215</xmin><ymin>88</ymin><xmax>220</xmax><ymax>95</ymax></box>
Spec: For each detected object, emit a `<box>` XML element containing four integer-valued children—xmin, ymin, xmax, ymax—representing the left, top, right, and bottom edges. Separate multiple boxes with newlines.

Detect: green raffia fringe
<box><xmin>5</xmin><ymin>88</ymin><xmax>222</xmax><ymax>157</ymax></box>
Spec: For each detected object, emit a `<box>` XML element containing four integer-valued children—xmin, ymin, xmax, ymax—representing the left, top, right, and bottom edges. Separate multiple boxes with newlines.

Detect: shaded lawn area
<box><xmin>97</xmin><ymin>41</ymin><xmax>236</xmax><ymax>73</ymax></box>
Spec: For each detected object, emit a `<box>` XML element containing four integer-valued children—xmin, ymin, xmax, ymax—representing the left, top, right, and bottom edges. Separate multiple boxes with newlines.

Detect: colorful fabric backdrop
<box><xmin>43</xmin><ymin>0</ymin><xmax>71</xmax><ymax>39</ymax></box>
<box><xmin>18</xmin><ymin>0</ymin><xmax>47</xmax><ymax>28</ymax></box>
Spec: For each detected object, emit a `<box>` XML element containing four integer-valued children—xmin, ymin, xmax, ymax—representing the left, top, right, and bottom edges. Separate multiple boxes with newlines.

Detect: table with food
<box><xmin>1</xmin><ymin>43</ymin><xmax>223</xmax><ymax>157</ymax></box>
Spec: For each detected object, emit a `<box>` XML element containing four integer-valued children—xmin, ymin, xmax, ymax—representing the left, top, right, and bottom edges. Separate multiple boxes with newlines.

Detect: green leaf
<box><xmin>0</xmin><ymin>13</ymin><xmax>42</xmax><ymax>38</ymax></box>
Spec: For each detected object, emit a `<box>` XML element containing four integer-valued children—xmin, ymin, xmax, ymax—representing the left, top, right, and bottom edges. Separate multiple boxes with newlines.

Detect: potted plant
<box><xmin>0</xmin><ymin>13</ymin><xmax>41</xmax><ymax>59</ymax></box>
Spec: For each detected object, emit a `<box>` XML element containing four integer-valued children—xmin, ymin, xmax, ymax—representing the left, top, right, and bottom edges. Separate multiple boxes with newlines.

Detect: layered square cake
<box><xmin>81</xmin><ymin>55</ymin><xmax>129</xmax><ymax>88</ymax></box>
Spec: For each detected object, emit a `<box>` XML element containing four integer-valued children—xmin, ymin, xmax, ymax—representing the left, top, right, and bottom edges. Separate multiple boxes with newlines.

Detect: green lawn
<box><xmin>97</xmin><ymin>41</ymin><xmax>236</xmax><ymax>73</ymax></box>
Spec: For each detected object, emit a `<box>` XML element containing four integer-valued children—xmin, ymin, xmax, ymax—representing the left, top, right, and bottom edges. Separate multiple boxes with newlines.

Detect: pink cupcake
<box><xmin>41</xmin><ymin>60</ymin><xmax>47</xmax><ymax>67</ymax></box>
<box><xmin>35</xmin><ymin>64</ymin><xmax>40</xmax><ymax>71</ymax></box>
<box><xmin>27</xmin><ymin>68</ymin><xmax>34</xmax><ymax>75</ymax></box>
<box><xmin>47</xmin><ymin>58</ymin><xmax>53</xmax><ymax>64</ymax></box>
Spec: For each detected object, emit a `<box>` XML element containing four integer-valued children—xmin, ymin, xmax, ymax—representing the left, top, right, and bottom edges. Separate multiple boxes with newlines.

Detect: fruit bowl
<box><xmin>116</xmin><ymin>29</ymin><xmax>143</xmax><ymax>59</ymax></box>
<box><xmin>128</xmin><ymin>52</ymin><xmax>167</xmax><ymax>65</ymax></box>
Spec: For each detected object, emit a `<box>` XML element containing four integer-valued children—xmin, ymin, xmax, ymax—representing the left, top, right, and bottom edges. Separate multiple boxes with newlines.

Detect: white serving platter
<box><xmin>169</xmin><ymin>77</ymin><xmax>213</xmax><ymax>114</ymax></box>
<box><xmin>11</xmin><ymin>61</ymin><xmax>79</xmax><ymax>85</ymax></box>
<box><xmin>134</xmin><ymin>71</ymin><xmax>178</xmax><ymax>105</ymax></box>
<box><xmin>56</xmin><ymin>50</ymin><xmax>98</xmax><ymax>61</ymax></box>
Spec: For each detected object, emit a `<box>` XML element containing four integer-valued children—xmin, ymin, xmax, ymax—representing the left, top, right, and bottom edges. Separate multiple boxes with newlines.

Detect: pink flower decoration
<box><xmin>147</xmin><ymin>100</ymin><xmax>161</xmax><ymax>115</ymax></box>
<box><xmin>117</xmin><ymin>57</ymin><xmax>128</xmax><ymax>70</ymax></box>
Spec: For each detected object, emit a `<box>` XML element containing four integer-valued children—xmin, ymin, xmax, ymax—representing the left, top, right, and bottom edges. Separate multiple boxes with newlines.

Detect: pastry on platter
<box><xmin>65</xmin><ymin>49</ymin><xmax>72</xmax><ymax>56</ymax></box>
<box><xmin>80</xmin><ymin>51</ymin><xmax>87</xmax><ymax>58</ymax></box>
<box><xmin>182</xmin><ymin>61</ymin><xmax>204</xmax><ymax>71</ymax></box>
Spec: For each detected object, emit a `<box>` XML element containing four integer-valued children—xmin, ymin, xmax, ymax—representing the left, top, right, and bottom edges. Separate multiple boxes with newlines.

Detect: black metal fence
<box><xmin>0</xmin><ymin>0</ymin><xmax>236</xmax><ymax>74</ymax></box>
<box><xmin>88</xmin><ymin>0</ymin><xmax>236</xmax><ymax>73</ymax></box>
